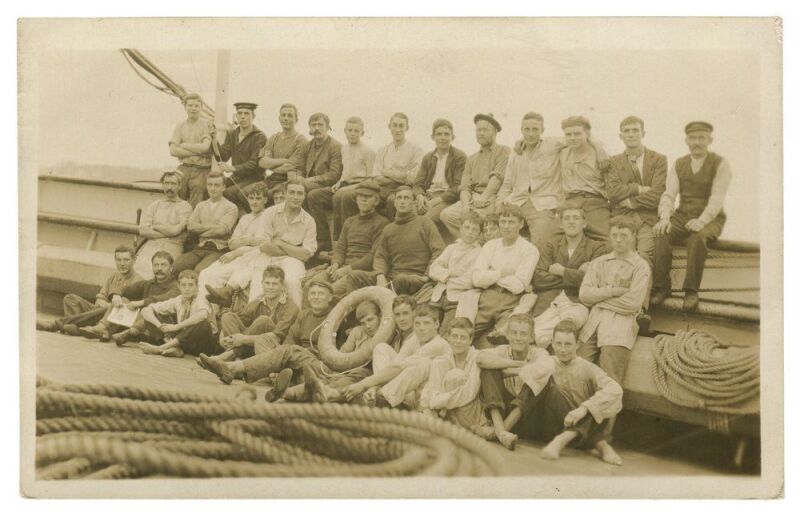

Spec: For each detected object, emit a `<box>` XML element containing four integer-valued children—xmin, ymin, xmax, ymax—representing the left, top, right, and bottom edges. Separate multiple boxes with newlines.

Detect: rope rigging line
<box><xmin>120</xmin><ymin>49</ymin><xmax>216</xmax><ymax>120</ymax></box>
<box><xmin>35</xmin><ymin>378</ymin><xmax>507</xmax><ymax>479</ymax></box>
<box><xmin>651</xmin><ymin>329</ymin><xmax>759</xmax><ymax>416</ymax></box>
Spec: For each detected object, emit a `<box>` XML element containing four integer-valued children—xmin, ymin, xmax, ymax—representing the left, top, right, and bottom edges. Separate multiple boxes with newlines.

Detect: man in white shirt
<box><xmin>496</xmin><ymin>112</ymin><xmax>567</xmax><ymax>246</ymax></box>
<box><xmin>206</xmin><ymin>180</ymin><xmax>317</xmax><ymax>308</ymax></box>
<box><xmin>468</xmin><ymin>204</ymin><xmax>539</xmax><ymax>348</ymax></box>
<box><xmin>370</xmin><ymin>113</ymin><xmax>425</xmax><ymax>221</ymax></box>
<box><xmin>651</xmin><ymin>121</ymin><xmax>731</xmax><ymax>312</ymax></box>
<box><xmin>308</xmin><ymin>117</ymin><xmax>378</xmax><ymax>247</ymax></box>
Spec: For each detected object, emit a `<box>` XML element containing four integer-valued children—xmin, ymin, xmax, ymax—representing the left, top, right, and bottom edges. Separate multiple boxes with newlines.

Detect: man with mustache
<box><xmin>650</xmin><ymin>121</ymin><xmax>731</xmax><ymax>313</ymax></box>
<box><xmin>440</xmin><ymin>113</ymin><xmax>510</xmax><ymax>240</ymax></box>
<box><xmin>297</xmin><ymin>112</ymin><xmax>343</xmax><ymax>255</ymax></box>
<box><xmin>132</xmin><ymin>170</ymin><xmax>192</xmax><ymax>280</ymax></box>
<box><xmin>78</xmin><ymin>250</ymin><xmax>181</xmax><ymax>344</ymax></box>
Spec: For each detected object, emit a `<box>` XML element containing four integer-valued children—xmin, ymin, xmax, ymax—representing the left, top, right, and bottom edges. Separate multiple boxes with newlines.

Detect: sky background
<box><xmin>37</xmin><ymin>47</ymin><xmax>763</xmax><ymax>241</ymax></box>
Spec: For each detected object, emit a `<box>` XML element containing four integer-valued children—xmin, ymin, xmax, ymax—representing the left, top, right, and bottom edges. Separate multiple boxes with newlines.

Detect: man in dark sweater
<box><xmin>530</xmin><ymin>206</ymin><xmax>607</xmax><ymax>347</ymax></box>
<box><xmin>307</xmin><ymin>179</ymin><xmax>389</xmax><ymax>299</ymax></box>
<box><xmin>78</xmin><ymin>250</ymin><xmax>180</xmax><ymax>344</ymax></box>
<box><xmin>344</xmin><ymin>185</ymin><xmax>445</xmax><ymax>295</ymax></box>
<box><xmin>216</xmin><ymin>102</ymin><xmax>268</xmax><ymax>214</ymax></box>
<box><xmin>651</xmin><ymin>121</ymin><xmax>731</xmax><ymax>312</ymax></box>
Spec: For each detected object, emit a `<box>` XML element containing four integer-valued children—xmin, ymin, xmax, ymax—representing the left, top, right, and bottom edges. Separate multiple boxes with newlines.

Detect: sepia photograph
<box><xmin>18</xmin><ymin>17</ymin><xmax>783</xmax><ymax>498</ymax></box>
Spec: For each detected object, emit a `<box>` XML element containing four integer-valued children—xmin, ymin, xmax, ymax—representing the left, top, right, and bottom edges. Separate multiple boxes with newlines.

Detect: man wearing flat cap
<box><xmin>215</xmin><ymin>102</ymin><xmax>268</xmax><ymax>214</ymax></box>
<box><xmin>440</xmin><ymin>113</ymin><xmax>511</xmax><ymax>239</ymax></box>
<box><xmin>651</xmin><ymin>121</ymin><xmax>731</xmax><ymax>312</ymax></box>
<box><xmin>306</xmin><ymin>179</ymin><xmax>389</xmax><ymax>299</ymax></box>
<box><xmin>559</xmin><ymin>115</ymin><xmax>613</xmax><ymax>241</ymax></box>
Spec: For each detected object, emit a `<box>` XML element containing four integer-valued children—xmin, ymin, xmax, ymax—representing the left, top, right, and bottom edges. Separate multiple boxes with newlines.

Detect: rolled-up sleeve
<box><xmin>697</xmin><ymin>159</ymin><xmax>732</xmax><ymax>226</ymax></box>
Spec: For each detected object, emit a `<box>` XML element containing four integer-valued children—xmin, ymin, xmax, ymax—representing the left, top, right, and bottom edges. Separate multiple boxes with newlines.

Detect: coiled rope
<box><xmin>35</xmin><ymin>378</ymin><xmax>507</xmax><ymax>479</ymax></box>
<box><xmin>651</xmin><ymin>330</ymin><xmax>759</xmax><ymax>416</ymax></box>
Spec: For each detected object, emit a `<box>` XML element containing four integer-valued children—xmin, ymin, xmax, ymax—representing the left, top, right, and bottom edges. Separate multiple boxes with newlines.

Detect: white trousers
<box><xmin>533</xmin><ymin>291</ymin><xmax>589</xmax><ymax>347</ymax></box>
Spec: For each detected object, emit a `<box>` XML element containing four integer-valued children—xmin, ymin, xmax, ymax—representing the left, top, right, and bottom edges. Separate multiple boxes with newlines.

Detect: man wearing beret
<box><xmin>440</xmin><ymin>113</ymin><xmax>511</xmax><ymax>239</ymax></box>
<box><xmin>307</xmin><ymin>179</ymin><xmax>389</xmax><ymax>299</ymax></box>
<box><xmin>651</xmin><ymin>121</ymin><xmax>731</xmax><ymax>312</ymax></box>
<box><xmin>559</xmin><ymin>115</ymin><xmax>613</xmax><ymax>241</ymax></box>
<box><xmin>215</xmin><ymin>102</ymin><xmax>268</xmax><ymax>214</ymax></box>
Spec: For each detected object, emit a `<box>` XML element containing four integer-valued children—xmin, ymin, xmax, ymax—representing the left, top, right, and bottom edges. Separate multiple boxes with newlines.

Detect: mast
<box><xmin>211</xmin><ymin>50</ymin><xmax>231</xmax><ymax>173</ymax></box>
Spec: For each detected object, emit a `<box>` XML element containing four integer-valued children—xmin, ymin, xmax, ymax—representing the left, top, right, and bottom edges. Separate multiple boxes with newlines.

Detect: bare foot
<box><xmin>161</xmin><ymin>347</ymin><xmax>184</xmax><ymax>358</ymax></box>
<box><xmin>140</xmin><ymin>343</ymin><xmax>163</xmax><ymax>355</ymax></box>
<box><xmin>595</xmin><ymin>440</ymin><xmax>622</xmax><ymax>466</ymax></box>
<box><xmin>497</xmin><ymin>431</ymin><xmax>518</xmax><ymax>451</ymax></box>
<box><xmin>471</xmin><ymin>425</ymin><xmax>496</xmax><ymax>441</ymax></box>
<box><xmin>540</xmin><ymin>441</ymin><xmax>562</xmax><ymax>460</ymax></box>
<box><xmin>197</xmin><ymin>353</ymin><xmax>234</xmax><ymax>384</ymax></box>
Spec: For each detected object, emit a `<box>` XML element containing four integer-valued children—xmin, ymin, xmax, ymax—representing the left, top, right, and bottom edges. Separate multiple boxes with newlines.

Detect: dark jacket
<box><xmin>412</xmin><ymin>146</ymin><xmax>468</xmax><ymax>203</ymax></box>
<box><xmin>217</xmin><ymin>126</ymin><xmax>268</xmax><ymax>183</ymax></box>
<box><xmin>606</xmin><ymin>147</ymin><xmax>667</xmax><ymax>227</ymax></box>
<box><xmin>121</xmin><ymin>276</ymin><xmax>180</xmax><ymax>307</ymax></box>
<box><xmin>531</xmin><ymin>234</ymin><xmax>608</xmax><ymax>316</ymax></box>
<box><xmin>301</xmin><ymin>135</ymin><xmax>343</xmax><ymax>190</ymax></box>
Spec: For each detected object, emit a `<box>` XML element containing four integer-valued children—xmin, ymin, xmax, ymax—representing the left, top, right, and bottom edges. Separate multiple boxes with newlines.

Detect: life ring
<box><xmin>317</xmin><ymin>286</ymin><xmax>396</xmax><ymax>371</ymax></box>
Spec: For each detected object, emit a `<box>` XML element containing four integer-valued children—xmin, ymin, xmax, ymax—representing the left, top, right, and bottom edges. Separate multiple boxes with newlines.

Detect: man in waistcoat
<box><xmin>651</xmin><ymin>121</ymin><xmax>731</xmax><ymax>313</ymax></box>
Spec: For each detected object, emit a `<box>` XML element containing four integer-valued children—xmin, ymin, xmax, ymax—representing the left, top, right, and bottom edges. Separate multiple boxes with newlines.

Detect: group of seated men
<box><xmin>36</xmin><ymin>96</ymin><xmax>733</xmax><ymax>464</ymax></box>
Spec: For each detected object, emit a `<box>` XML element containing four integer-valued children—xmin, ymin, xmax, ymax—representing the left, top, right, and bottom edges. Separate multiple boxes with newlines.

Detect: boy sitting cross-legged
<box><xmin>419</xmin><ymin>318</ymin><xmax>489</xmax><ymax>437</ymax></box>
<box><xmin>476</xmin><ymin>314</ymin><xmax>554</xmax><ymax>450</ymax></box>
<box><xmin>138</xmin><ymin>269</ymin><xmax>220</xmax><ymax>358</ymax></box>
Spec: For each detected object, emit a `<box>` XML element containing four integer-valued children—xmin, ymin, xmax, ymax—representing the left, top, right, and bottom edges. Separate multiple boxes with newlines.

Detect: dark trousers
<box><xmin>242</xmin><ymin>344</ymin><xmax>319</xmax><ymax>383</ymax></box>
<box><xmin>57</xmin><ymin>294</ymin><xmax>107</xmax><ymax>329</ymax></box>
<box><xmin>142</xmin><ymin>314</ymin><xmax>220</xmax><ymax>356</ymax></box>
<box><xmin>653</xmin><ymin>210</ymin><xmax>726</xmax><ymax>293</ymax></box>
<box><xmin>305</xmin><ymin>187</ymin><xmax>334</xmax><ymax>252</ymax></box>
<box><xmin>473</xmin><ymin>286</ymin><xmax>521</xmax><ymax>347</ymax></box>
<box><xmin>174</xmin><ymin>248</ymin><xmax>225</xmax><ymax>275</ymax></box>
<box><xmin>515</xmin><ymin>378</ymin><xmax>610</xmax><ymax>446</ymax></box>
<box><xmin>480</xmin><ymin>369</ymin><xmax>523</xmax><ymax>415</ymax></box>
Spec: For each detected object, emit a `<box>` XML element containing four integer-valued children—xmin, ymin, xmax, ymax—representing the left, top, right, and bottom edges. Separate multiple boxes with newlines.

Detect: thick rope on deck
<box><xmin>35</xmin><ymin>378</ymin><xmax>507</xmax><ymax>478</ymax></box>
<box><xmin>651</xmin><ymin>330</ymin><xmax>759</xmax><ymax>416</ymax></box>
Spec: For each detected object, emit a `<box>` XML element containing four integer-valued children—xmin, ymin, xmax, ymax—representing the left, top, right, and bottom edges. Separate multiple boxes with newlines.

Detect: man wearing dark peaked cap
<box><xmin>215</xmin><ymin>102</ymin><xmax>267</xmax><ymax>214</ymax></box>
<box><xmin>651</xmin><ymin>121</ymin><xmax>731</xmax><ymax>313</ymax></box>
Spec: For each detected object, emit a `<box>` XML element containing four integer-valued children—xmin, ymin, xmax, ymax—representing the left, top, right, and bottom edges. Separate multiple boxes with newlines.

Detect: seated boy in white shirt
<box><xmin>138</xmin><ymin>270</ymin><xmax>219</xmax><ymax>358</ymax></box>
